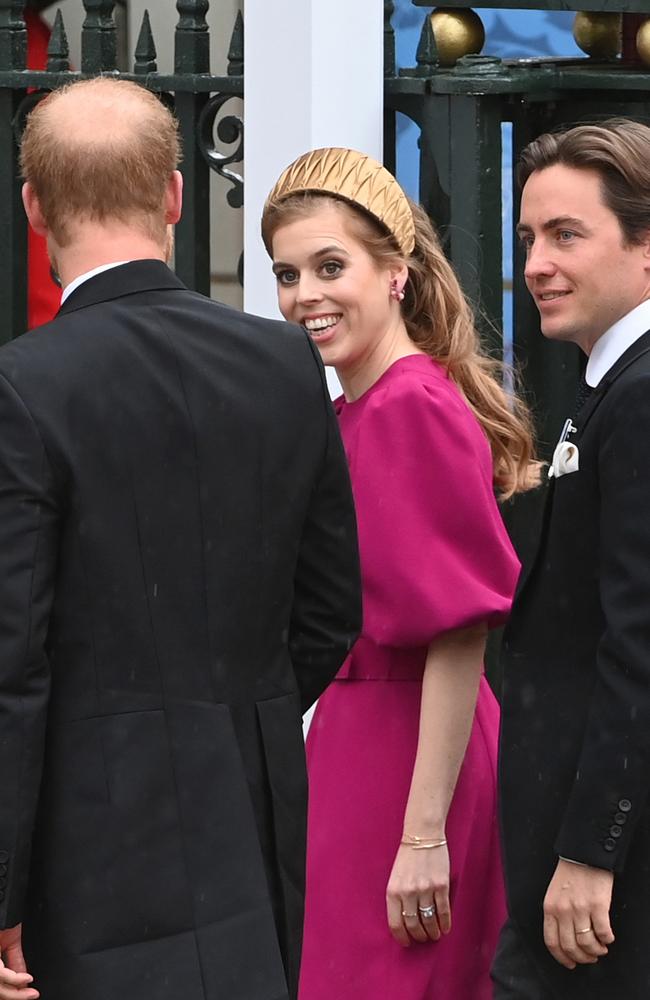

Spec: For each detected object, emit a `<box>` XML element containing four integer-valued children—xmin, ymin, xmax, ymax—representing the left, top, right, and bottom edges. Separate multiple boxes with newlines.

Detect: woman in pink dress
<box><xmin>262</xmin><ymin>148</ymin><xmax>539</xmax><ymax>999</ymax></box>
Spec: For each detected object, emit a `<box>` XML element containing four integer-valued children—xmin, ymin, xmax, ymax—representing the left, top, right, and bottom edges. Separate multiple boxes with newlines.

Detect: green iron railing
<box><xmin>385</xmin><ymin>2</ymin><xmax>650</xmax><ymax>468</ymax></box>
<box><xmin>0</xmin><ymin>0</ymin><xmax>244</xmax><ymax>344</ymax></box>
<box><xmin>3</xmin><ymin>0</ymin><xmax>649</xmax><ymax>478</ymax></box>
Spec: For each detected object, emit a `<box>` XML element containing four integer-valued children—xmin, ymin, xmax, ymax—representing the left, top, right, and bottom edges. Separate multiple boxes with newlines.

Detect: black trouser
<box><xmin>491</xmin><ymin>920</ymin><xmax>554</xmax><ymax>1000</ymax></box>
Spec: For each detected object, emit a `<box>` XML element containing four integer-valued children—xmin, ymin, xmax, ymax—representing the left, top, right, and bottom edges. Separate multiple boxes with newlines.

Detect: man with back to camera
<box><xmin>0</xmin><ymin>77</ymin><xmax>361</xmax><ymax>1000</ymax></box>
<box><xmin>494</xmin><ymin>118</ymin><xmax>650</xmax><ymax>998</ymax></box>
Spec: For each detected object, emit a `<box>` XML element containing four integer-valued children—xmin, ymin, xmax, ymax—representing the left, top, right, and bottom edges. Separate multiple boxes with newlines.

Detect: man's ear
<box><xmin>164</xmin><ymin>170</ymin><xmax>183</xmax><ymax>226</ymax></box>
<box><xmin>642</xmin><ymin>232</ymin><xmax>650</xmax><ymax>262</ymax></box>
<box><xmin>22</xmin><ymin>182</ymin><xmax>48</xmax><ymax>237</ymax></box>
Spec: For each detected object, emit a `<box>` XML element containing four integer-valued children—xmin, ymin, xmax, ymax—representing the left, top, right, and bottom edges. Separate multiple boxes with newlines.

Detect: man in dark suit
<box><xmin>493</xmin><ymin>119</ymin><xmax>650</xmax><ymax>999</ymax></box>
<box><xmin>0</xmin><ymin>77</ymin><xmax>361</xmax><ymax>1000</ymax></box>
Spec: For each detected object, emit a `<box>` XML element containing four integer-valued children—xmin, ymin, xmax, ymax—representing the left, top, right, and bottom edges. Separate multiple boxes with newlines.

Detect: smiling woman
<box><xmin>272</xmin><ymin>240</ymin><xmax>353</xmax><ymax>342</ymax></box>
<box><xmin>270</xmin><ymin>203</ymin><xmax>410</xmax><ymax>387</ymax></box>
<box><xmin>261</xmin><ymin>147</ymin><xmax>540</xmax><ymax>1000</ymax></box>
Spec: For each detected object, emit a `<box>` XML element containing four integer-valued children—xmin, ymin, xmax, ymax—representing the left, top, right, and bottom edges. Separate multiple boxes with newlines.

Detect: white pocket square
<box><xmin>548</xmin><ymin>441</ymin><xmax>579</xmax><ymax>479</ymax></box>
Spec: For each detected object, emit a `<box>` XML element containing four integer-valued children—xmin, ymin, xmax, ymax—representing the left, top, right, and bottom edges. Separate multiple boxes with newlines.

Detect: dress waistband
<box><xmin>336</xmin><ymin>637</ymin><xmax>426</xmax><ymax>681</ymax></box>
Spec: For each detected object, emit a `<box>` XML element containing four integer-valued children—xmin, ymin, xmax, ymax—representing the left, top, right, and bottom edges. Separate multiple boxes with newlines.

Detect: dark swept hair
<box><xmin>517</xmin><ymin>118</ymin><xmax>650</xmax><ymax>246</ymax></box>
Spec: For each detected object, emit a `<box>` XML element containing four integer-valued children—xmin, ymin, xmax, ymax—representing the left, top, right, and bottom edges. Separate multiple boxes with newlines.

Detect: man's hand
<box><xmin>543</xmin><ymin>859</ymin><xmax>615</xmax><ymax>970</ymax></box>
<box><xmin>0</xmin><ymin>925</ymin><xmax>39</xmax><ymax>999</ymax></box>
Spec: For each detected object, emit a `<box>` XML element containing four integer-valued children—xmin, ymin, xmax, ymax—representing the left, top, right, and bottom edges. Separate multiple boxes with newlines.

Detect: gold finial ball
<box><xmin>429</xmin><ymin>8</ymin><xmax>485</xmax><ymax>69</ymax></box>
<box><xmin>573</xmin><ymin>12</ymin><xmax>621</xmax><ymax>59</ymax></box>
<box><xmin>637</xmin><ymin>19</ymin><xmax>650</xmax><ymax>68</ymax></box>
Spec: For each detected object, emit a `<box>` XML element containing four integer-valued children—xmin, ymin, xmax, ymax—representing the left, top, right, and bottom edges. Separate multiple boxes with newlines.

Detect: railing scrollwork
<box><xmin>0</xmin><ymin>0</ymin><xmax>245</xmax><ymax>345</ymax></box>
<box><xmin>198</xmin><ymin>94</ymin><xmax>243</xmax><ymax>209</ymax></box>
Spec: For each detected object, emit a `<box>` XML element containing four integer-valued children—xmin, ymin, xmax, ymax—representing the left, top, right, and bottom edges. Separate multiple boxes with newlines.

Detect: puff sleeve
<box><xmin>348</xmin><ymin>373</ymin><xmax>520</xmax><ymax>649</ymax></box>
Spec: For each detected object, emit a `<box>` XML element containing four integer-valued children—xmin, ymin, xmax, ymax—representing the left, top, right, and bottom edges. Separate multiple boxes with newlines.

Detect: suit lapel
<box><xmin>515</xmin><ymin>328</ymin><xmax>650</xmax><ymax>601</ymax></box>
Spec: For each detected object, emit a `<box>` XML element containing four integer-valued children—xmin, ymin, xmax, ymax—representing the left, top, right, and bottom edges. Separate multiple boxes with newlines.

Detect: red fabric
<box><xmin>26</xmin><ymin>10</ymin><xmax>62</xmax><ymax>329</ymax></box>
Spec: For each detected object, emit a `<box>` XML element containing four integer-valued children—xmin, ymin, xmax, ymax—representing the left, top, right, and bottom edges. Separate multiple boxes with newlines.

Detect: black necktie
<box><xmin>574</xmin><ymin>374</ymin><xmax>593</xmax><ymax>417</ymax></box>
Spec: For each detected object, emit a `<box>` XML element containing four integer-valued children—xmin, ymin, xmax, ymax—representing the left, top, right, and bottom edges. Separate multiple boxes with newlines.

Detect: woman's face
<box><xmin>271</xmin><ymin>203</ymin><xmax>405</xmax><ymax>373</ymax></box>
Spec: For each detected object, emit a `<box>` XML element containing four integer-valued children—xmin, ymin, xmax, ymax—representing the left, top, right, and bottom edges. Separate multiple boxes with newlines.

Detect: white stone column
<box><xmin>245</xmin><ymin>2</ymin><xmax>383</xmax><ymax>728</ymax></box>
<box><xmin>244</xmin><ymin>0</ymin><xmax>384</xmax><ymax>397</ymax></box>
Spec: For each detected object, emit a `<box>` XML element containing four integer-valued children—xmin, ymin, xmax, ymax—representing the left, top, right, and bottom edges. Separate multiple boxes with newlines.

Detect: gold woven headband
<box><xmin>264</xmin><ymin>147</ymin><xmax>416</xmax><ymax>256</ymax></box>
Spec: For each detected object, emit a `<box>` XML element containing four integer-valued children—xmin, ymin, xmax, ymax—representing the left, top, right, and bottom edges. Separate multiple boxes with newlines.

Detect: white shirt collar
<box><xmin>586</xmin><ymin>299</ymin><xmax>650</xmax><ymax>387</ymax></box>
<box><xmin>61</xmin><ymin>261</ymin><xmax>131</xmax><ymax>304</ymax></box>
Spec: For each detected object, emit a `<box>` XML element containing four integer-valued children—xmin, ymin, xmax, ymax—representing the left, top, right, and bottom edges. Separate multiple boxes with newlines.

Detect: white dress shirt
<box><xmin>586</xmin><ymin>299</ymin><xmax>650</xmax><ymax>387</ymax></box>
<box><xmin>61</xmin><ymin>261</ymin><xmax>131</xmax><ymax>304</ymax></box>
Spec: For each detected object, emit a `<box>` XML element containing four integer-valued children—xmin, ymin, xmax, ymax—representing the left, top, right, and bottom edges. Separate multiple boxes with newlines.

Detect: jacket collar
<box><xmin>514</xmin><ymin>327</ymin><xmax>650</xmax><ymax>605</ymax></box>
<box><xmin>56</xmin><ymin>259</ymin><xmax>187</xmax><ymax>317</ymax></box>
<box><xmin>578</xmin><ymin>328</ymin><xmax>650</xmax><ymax>436</ymax></box>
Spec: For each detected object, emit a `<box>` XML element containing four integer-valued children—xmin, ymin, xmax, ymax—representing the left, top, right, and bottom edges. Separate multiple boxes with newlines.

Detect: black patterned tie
<box><xmin>574</xmin><ymin>374</ymin><xmax>593</xmax><ymax>417</ymax></box>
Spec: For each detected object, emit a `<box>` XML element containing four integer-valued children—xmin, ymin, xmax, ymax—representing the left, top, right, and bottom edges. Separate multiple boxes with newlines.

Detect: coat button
<box><xmin>0</xmin><ymin>878</ymin><xmax>7</xmax><ymax>890</ymax></box>
<box><xmin>0</xmin><ymin>852</ymin><xmax>8</xmax><ymax>864</ymax></box>
<box><xmin>603</xmin><ymin>838</ymin><xmax>617</xmax><ymax>852</ymax></box>
<box><xmin>618</xmin><ymin>799</ymin><xmax>632</xmax><ymax>813</ymax></box>
<box><xmin>0</xmin><ymin>865</ymin><xmax>8</xmax><ymax>877</ymax></box>
<box><xmin>0</xmin><ymin>889</ymin><xmax>5</xmax><ymax>901</ymax></box>
<box><xmin>609</xmin><ymin>825</ymin><xmax>623</xmax><ymax>838</ymax></box>
<box><xmin>614</xmin><ymin>812</ymin><xmax>627</xmax><ymax>825</ymax></box>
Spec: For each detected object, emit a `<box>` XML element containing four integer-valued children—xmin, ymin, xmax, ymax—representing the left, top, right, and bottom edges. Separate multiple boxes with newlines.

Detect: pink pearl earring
<box><xmin>390</xmin><ymin>279</ymin><xmax>405</xmax><ymax>302</ymax></box>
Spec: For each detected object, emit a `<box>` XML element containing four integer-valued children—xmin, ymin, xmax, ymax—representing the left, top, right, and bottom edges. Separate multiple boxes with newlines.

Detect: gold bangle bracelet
<box><xmin>400</xmin><ymin>837</ymin><xmax>447</xmax><ymax>850</ymax></box>
<box><xmin>402</xmin><ymin>833</ymin><xmax>446</xmax><ymax>843</ymax></box>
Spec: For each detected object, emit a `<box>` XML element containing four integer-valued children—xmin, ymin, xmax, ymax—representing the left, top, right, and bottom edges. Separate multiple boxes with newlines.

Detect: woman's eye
<box><xmin>276</xmin><ymin>269</ymin><xmax>298</xmax><ymax>285</ymax></box>
<box><xmin>321</xmin><ymin>260</ymin><xmax>343</xmax><ymax>277</ymax></box>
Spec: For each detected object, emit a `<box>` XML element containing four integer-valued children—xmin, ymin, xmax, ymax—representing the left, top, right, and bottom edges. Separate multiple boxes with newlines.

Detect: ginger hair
<box><xmin>20</xmin><ymin>77</ymin><xmax>181</xmax><ymax>246</ymax></box>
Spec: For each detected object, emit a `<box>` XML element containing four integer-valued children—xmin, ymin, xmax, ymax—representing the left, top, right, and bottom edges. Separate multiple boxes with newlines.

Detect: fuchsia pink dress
<box><xmin>298</xmin><ymin>355</ymin><xmax>520</xmax><ymax>1000</ymax></box>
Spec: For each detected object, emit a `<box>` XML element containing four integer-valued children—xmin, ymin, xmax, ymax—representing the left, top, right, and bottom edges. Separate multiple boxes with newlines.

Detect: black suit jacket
<box><xmin>0</xmin><ymin>260</ymin><xmax>361</xmax><ymax>1000</ymax></box>
<box><xmin>500</xmin><ymin>329</ymin><xmax>650</xmax><ymax>998</ymax></box>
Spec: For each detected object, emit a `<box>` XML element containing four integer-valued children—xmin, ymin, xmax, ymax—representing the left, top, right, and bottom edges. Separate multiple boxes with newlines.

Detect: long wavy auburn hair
<box><xmin>262</xmin><ymin>192</ymin><xmax>541</xmax><ymax>499</ymax></box>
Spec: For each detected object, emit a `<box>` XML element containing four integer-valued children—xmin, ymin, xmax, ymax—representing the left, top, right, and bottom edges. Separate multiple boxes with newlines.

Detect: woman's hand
<box><xmin>386</xmin><ymin>841</ymin><xmax>451</xmax><ymax>946</ymax></box>
<box><xmin>385</xmin><ymin>624</ymin><xmax>484</xmax><ymax>948</ymax></box>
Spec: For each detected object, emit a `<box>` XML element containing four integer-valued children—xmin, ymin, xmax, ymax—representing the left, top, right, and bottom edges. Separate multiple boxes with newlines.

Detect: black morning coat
<box><xmin>0</xmin><ymin>261</ymin><xmax>361</xmax><ymax>1000</ymax></box>
<box><xmin>500</xmin><ymin>329</ymin><xmax>650</xmax><ymax>998</ymax></box>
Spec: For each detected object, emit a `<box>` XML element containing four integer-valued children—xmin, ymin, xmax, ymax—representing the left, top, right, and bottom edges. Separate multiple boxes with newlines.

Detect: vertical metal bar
<box><xmin>383</xmin><ymin>0</ymin><xmax>396</xmax><ymax>173</ymax></box>
<box><xmin>384</xmin><ymin>0</ymin><xmax>395</xmax><ymax>78</ymax></box>
<box><xmin>81</xmin><ymin>0</ymin><xmax>117</xmax><ymax>74</ymax></box>
<box><xmin>622</xmin><ymin>14</ymin><xmax>644</xmax><ymax>66</ymax></box>
<box><xmin>447</xmin><ymin>94</ymin><xmax>503</xmax><ymax>354</ymax></box>
<box><xmin>0</xmin><ymin>0</ymin><xmax>26</xmax><ymax>342</ymax></box>
<box><xmin>0</xmin><ymin>0</ymin><xmax>25</xmax><ymax>68</ymax></box>
<box><xmin>175</xmin><ymin>91</ymin><xmax>210</xmax><ymax>294</ymax></box>
<box><xmin>418</xmin><ymin>94</ymin><xmax>451</xmax><ymax>241</ymax></box>
<box><xmin>227</xmin><ymin>10</ymin><xmax>244</xmax><ymax>287</ymax></box>
<box><xmin>174</xmin><ymin>0</ymin><xmax>210</xmax><ymax>294</ymax></box>
<box><xmin>175</xmin><ymin>0</ymin><xmax>209</xmax><ymax>75</ymax></box>
<box><xmin>502</xmin><ymin>106</ymin><xmax>548</xmax><ymax>571</ymax></box>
